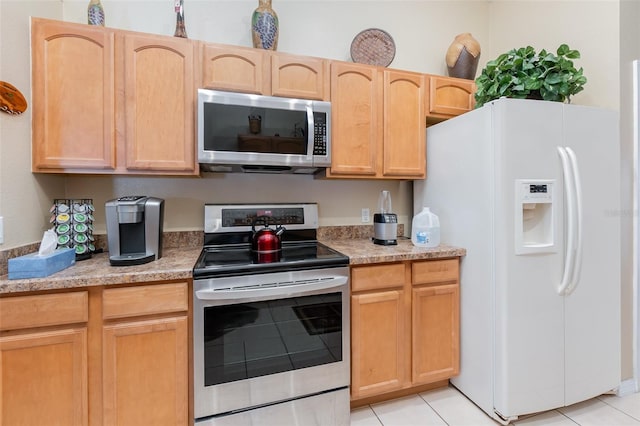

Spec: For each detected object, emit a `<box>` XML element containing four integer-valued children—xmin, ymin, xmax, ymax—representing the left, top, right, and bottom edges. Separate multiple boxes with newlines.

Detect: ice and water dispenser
<box><xmin>515</xmin><ymin>180</ymin><xmax>556</xmax><ymax>255</ymax></box>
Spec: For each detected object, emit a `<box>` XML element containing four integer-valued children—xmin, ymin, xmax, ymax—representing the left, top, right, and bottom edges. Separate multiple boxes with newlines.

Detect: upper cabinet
<box><xmin>121</xmin><ymin>32</ymin><xmax>196</xmax><ymax>173</ymax></box>
<box><xmin>201</xmin><ymin>45</ymin><xmax>329</xmax><ymax>100</ymax></box>
<box><xmin>31</xmin><ymin>18</ymin><xmax>197</xmax><ymax>175</ymax></box>
<box><xmin>31</xmin><ymin>18</ymin><xmax>472</xmax><ymax>178</ymax></box>
<box><xmin>270</xmin><ymin>53</ymin><xmax>329</xmax><ymax>100</ymax></box>
<box><xmin>201</xmin><ymin>44</ymin><xmax>267</xmax><ymax>94</ymax></box>
<box><xmin>326</xmin><ymin>62</ymin><xmax>379</xmax><ymax>177</ymax></box>
<box><xmin>325</xmin><ymin>62</ymin><xmax>425</xmax><ymax>179</ymax></box>
<box><xmin>31</xmin><ymin>18</ymin><xmax>116</xmax><ymax>172</ymax></box>
<box><xmin>426</xmin><ymin>75</ymin><xmax>476</xmax><ymax>125</ymax></box>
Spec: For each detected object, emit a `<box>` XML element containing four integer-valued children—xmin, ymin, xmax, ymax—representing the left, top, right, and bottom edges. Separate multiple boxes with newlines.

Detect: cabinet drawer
<box><xmin>0</xmin><ymin>291</ymin><xmax>88</xmax><ymax>331</ymax></box>
<box><xmin>412</xmin><ymin>259</ymin><xmax>459</xmax><ymax>285</ymax></box>
<box><xmin>351</xmin><ymin>263</ymin><xmax>405</xmax><ymax>292</ymax></box>
<box><xmin>103</xmin><ymin>282</ymin><xmax>189</xmax><ymax>320</ymax></box>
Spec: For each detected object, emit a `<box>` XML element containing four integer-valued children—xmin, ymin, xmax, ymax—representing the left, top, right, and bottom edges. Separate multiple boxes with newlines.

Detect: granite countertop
<box><xmin>0</xmin><ymin>247</ymin><xmax>202</xmax><ymax>295</ymax></box>
<box><xmin>322</xmin><ymin>237</ymin><xmax>466</xmax><ymax>265</ymax></box>
<box><xmin>0</xmin><ymin>238</ymin><xmax>465</xmax><ymax>295</ymax></box>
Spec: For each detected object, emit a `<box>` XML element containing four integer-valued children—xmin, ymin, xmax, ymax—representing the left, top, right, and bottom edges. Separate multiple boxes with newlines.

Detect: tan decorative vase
<box><xmin>446</xmin><ymin>33</ymin><xmax>481</xmax><ymax>80</ymax></box>
<box><xmin>252</xmin><ymin>0</ymin><xmax>279</xmax><ymax>50</ymax></box>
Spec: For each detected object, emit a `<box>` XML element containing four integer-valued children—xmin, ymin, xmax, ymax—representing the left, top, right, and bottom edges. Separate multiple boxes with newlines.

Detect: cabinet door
<box><xmin>271</xmin><ymin>53</ymin><xmax>329</xmax><ymax>100</ymax></box>
<box><xmin>0</xmin><ymin>328</ymin><xmax>88</xmax><ymax>425</ymax></box>
<box><xmin>383</xmin><ymin>70</ymin><xmax>426</xmax><ymax>178</ymax></box>
<box><xmin>202</xmin><ymin>44</ymin><xmax>267</xmax><ymax>94</ymax></box>
<box><xmin>122</xmin><ymin>33</ymin><xmax>196</xmax><ymax>174</ymax></box>
<box><xmin>327</xmin><ymin>62</ymin><xmax>380</xmax><ymax>177</ymax></box>
<box><xmin>103</xmin><ymin>316</ymin><xmax>188</xmax><ymax>425</ymax></box>
<box><xmin>412</xmin><ymin>284</ymin><xmax>459</xmax><ymax>384</ymax></box>
<box><xmin>426</xmin><ymin>75</ymin><xmax>475</xmax><ymax>124</ymax></box>
<box><xmin>31</xmin><ymin>18</ymin><xmax>115</xmax><ymax>172</ymax></box>
<box><xmin>351</xmin><ymin>290</ymin><xmax>406</xmax><ymax>398</ymax></box>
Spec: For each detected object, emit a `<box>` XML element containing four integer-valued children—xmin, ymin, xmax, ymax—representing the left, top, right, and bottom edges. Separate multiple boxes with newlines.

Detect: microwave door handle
<box><xmin>306</xmin><ymin>106</ymin><xmax>314</xmax><ymax>160</ymax></box>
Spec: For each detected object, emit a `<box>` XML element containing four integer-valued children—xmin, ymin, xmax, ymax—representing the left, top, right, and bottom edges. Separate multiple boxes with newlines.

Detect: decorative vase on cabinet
<box><xmin>445</xmin><ymin>33</ymin><xmax>481</xmax><ymax>80</ymax></box>
<box><xmin>174</xmin><ymin>0</ymin><xmax>187</xmax><ymax>38</ymax></box>
<box><xmin>251</xmin><ymin>0</ymin><xmax>279</xmax><ymax>50</ymax></box>
<box><xmin>87</xmin><ymin>0</ymin><xmax>105</xmax><ymax>26</ymax></box>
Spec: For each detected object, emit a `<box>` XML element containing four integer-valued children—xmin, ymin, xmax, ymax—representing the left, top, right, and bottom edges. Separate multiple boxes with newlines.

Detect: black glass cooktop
<box><xmin>193</xmin><ymin>241</ymin><xmax>349</xmax><ymax>278</ymax></box>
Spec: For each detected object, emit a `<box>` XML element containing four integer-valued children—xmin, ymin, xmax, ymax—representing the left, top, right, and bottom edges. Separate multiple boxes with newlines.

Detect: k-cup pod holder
<box><xmin>50</xmin><ymin>199</ymin><xmax>96</xmax><ymax>260</ymax></box>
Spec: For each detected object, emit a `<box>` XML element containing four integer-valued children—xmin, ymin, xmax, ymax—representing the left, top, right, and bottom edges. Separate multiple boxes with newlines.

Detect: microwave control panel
<box><xmin>313</xmin><ymin>112</ymin><xmax>327</xmax><ymax>156</ymax></box>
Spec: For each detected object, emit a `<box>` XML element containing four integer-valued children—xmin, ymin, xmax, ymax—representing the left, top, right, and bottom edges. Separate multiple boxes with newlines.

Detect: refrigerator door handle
<box><xmin>564</xmin><ymin>147</ymin><xmax>583</xmax><ymax>295</ymax></box>
<box><xmin>557</xmin><ymin>146</ymin><xmax>577</xmax><ymax>295</ymax></box>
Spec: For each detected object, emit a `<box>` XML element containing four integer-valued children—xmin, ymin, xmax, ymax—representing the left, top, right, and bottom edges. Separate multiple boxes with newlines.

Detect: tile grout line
<box><xmin>417</xmin><ymin>392</ymin><xmax>451</xmax><ymax>426</ymax></box>
<box><xmin>595</xmin><ymin>396</ymin><xmax>640</xmax><ymax>423</ymax></box>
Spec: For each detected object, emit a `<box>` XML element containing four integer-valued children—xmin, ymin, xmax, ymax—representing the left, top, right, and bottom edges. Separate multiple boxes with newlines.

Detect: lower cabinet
<box><xmin>0</xmin><ymin>281</ymin><xmax>190</xmax><ymax>426</ymax></box>
<box><xmin>103</xmin><ymin>317</ymin><xmax>188</xmax><ymax>425</ymax></box>
<box><xmin>0</xmin><ymin>291</ymin><xmax>89</xmax><ymax>425</ymax></box>
<box><xmin>101</xmin><ymin>282</ymin><xmax>189</xmax><ymax>426</ymax></box>
<box><xmin>350</xmin><ymin>258</ymin><xmax>460</xmax><ymax>403</ymax></box>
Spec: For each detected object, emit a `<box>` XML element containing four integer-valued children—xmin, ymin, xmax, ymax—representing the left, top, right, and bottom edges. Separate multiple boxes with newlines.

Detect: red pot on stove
<box><xmin>251</xmin><ymin>216</ymin><xmax>286</xmax><ymax>255</ymax></box>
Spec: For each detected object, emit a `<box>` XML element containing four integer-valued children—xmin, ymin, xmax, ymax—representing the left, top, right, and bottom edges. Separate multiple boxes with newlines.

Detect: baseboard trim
<box><xmin>616</xmin><ymin>378</ymin><xmax>638</xmax><ymax>396</ymax></box>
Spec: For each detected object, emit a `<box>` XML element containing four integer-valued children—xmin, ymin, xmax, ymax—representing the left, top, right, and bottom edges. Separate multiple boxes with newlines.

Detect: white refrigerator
<box><xmin>414</xmin><ymin>98</ymin><xmax>621</xmax><ymax>423</ymax></box>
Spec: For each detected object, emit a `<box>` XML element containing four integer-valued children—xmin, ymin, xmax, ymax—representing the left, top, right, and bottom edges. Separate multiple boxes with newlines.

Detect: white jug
<box><xmin>411</xmin><ymin>207</ymin><xmax>440</xmax><ymax>248</ymax></box>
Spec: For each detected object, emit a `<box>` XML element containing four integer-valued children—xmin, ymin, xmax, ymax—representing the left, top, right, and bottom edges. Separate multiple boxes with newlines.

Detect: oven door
<box><xmin>193</xmin><ymin>266</ymin><xmax>350</xmax><ymax>420</ymax></box>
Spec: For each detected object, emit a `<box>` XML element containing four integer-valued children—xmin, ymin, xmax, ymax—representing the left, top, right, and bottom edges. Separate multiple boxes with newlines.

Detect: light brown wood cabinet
<box><xmin>31</xmin><ymin>18</ymin><xmax>116</xmax><ymax>172</ymax></box>
<box><xmin>426</xmin><ymin>75</ymin><xmax>476</xmax><ymax>125</ymax></box>
<box><xmin>101</xmin><ymin>282</ymin><xmax>189</xmax><ymax>426</ymax></box>
<box><xmin>0</xmin><ymin>291</ymin><xmax>89</xmax><ymax>425</ymax></box>
<box><xmin>31</xmin><ymin>18</ymin><xmax>197</xmax><ymax>175</ymax></box>
<box><xmin>201</xmin><ymin>45</ymin><xmax>329</xmax><ymax>100</ymax></box>
<box><xmin>350</xmin><ymin>258</ymin><xmax>460</xmax><ymax>403</ymax></box>
<box><xmin>0</xmin><ymin>281</ymin><xmax>190</xmax><ymax>426</ymax></box>
<box><xmin>324</xmin><ymin>62</ymin><xmax>425</xmax><ymax>179</ymax></box>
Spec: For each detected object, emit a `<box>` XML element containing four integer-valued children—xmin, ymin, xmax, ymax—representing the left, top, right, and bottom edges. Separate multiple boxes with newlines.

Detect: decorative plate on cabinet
<box><xmin>350</xmin><ymin>28</ymin><xmax>396</xmax><ymax>67</ymax></box>
<box><xmin>0</xmin><ymin>81</ymin><xmax>27</xmax><ymax>115</ymax></box>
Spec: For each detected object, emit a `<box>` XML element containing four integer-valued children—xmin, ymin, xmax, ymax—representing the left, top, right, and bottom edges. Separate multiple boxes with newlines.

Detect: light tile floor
<box><xmin>351</xmin><ymin>385</ymin><xmax>640</xmax><ymax>426</ymax></box>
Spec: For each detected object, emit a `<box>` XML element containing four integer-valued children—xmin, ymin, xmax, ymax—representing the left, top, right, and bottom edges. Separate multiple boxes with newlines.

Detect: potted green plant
<box><xmin>474</xmin><ymin>44</ymin><xmax>587</xmax><ymax>108</ymax></box>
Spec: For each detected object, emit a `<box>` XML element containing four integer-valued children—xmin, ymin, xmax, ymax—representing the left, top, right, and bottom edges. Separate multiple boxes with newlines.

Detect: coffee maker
<box><xmin>373</xmin><ymin>190</ymin><xmax>398</xmax><ymax>245</ymax></box>
<box><xmin>105</xmin><ymin>196</ymin><xmax>164</xmax><ymax>266</ymax></box>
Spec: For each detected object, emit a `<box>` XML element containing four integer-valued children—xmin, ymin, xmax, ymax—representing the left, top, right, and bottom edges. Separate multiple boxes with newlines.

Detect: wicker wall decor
<box><xmin>350</xmin><ymin>28</ymin><xmax>396</xmax><ymax>67</ymax></box>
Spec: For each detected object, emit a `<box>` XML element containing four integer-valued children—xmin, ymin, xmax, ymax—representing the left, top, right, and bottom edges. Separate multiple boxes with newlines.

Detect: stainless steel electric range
<box><xmin>192</xmin><ymin>203</ymin><xmax>350</xmax><ymax>426</ymax></box>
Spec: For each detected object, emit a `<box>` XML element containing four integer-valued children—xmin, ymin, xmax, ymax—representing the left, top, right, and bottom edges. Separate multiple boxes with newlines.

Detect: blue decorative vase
<box><xmin>251</xmin><ymin>0</ymin><xmax>278</xmax><ymax>50</ymax></box>
<box><xmin>87</xmin><ymin>0</ymin><xmax>105</xmax><ymax>26</ymax></box>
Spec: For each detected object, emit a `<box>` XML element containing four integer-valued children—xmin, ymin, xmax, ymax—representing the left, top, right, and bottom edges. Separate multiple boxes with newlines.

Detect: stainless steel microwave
<box><xmin>197</xmin><ymin>89</ymin><xmax>331</xmax><ymax>174</ymax></box>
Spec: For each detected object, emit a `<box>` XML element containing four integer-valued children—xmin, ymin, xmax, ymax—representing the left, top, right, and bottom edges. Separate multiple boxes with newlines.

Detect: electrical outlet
<box><xmin>361</xmin><ymin>208</ymin><xmax>370</xmax><ymax>223</ymax></box>
<box><xmin>0</xmin><ymin>216</ymin><xmax>4</xmax><ymax>244</ymax></box>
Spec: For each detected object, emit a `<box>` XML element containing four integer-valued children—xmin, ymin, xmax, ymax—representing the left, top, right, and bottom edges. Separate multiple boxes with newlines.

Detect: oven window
<box><xmin>203</xmin><ymin>292</ymin><xmax>342</xmax><ymax>386</ymax></box>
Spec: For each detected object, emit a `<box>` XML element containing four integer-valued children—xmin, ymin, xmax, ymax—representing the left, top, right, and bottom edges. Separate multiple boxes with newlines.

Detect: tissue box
<box><xmin>8</xmin><ymin>248</ymin><xmax>76</xmax><ymax>280</ymax></box>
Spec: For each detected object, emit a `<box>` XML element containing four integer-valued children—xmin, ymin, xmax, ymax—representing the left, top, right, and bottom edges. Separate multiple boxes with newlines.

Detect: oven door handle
<box><xmin>195</xmin><ymin>276</ymin><xmax>348</xmax><ymax>301</ymax></box>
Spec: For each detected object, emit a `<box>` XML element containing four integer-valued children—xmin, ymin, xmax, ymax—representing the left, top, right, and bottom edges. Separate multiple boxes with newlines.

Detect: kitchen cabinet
<box><xmin>31</xmin><ymin>18</ymin><xmax>116</xmax><ymax>172</ymax></box>
<box><xmin>201</xmin><ymin>45</ymin><xmax>329</xmax><ymax>100</ymax></box>
<box><xmin>101</xmin><ymin>282</ymin><xmax>189</xmax><ymax>426</ymax></box>
<box><xmin>350</xmin><ymin>258</ymin><xmax>459</xmax><ymax>403</ymax></box>
<box><xmin>0</xmin><ymin>280</ymin><xmax>190</xmax><ymax>426</ymax></box>
<box><xmin>0</xmin><ymin>291</ymin><xmax>89</xmax><ymax>425</ymax></box>
<box><xmin>324</xmin><ymin>62</ymin><xmax>425</xmax><ymax>179</ymax></box>
<box><xmin>426</xmin><ymin>75</ymin><xmax>476</xmax><ymax>125</ymax></box>
<box><xmin>351</xmin><ymin>263</ymin><xmax>408</xmax><ymax>398</ymax></box>
<box><xmin>121</xmin><ymin>32</ymin><xmax>196</xmax><ymax>173</ymax></box>
<box><xmin>31</xmin><ymin>18</ymin><xmax>197</xmax><ymax>175</ymax></box>
<box><xmin>201</xmin><ymin>44</ymin><xmax>268</xmax><ymax>94</ymax></box>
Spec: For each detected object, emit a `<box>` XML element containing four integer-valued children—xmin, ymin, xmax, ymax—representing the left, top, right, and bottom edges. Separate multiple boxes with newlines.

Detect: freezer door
<box><xmin>562</xmin><ymin>105</ymin><xmax>620</xmax><ymax>405</ymax></box>
<box><xmin>493</xmin><ymin>99</ymin><xmax>566</xmax><ymax>418</ymax></box>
